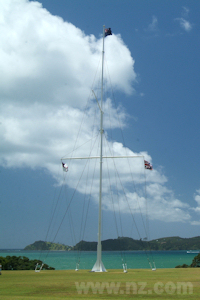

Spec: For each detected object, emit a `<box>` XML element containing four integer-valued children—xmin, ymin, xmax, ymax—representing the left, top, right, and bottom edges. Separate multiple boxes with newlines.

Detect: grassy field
<box><xmin>0</xmin><ymin>268</ymin><xmax>199</xmax><ymax>299</ymax></box>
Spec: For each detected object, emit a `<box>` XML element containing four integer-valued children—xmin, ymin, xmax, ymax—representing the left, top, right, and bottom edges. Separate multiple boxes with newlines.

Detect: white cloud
<box><xmin>175</xmin><ymin>7</ymin><xmax>192</xmax><ymax>32</ymax></box>
<box><xmin>175</xmin><ymin>18</ymin><xmax>192</xmax><ymax>32</ymax></box>
<box><xmin>0</xmin><ymin>0</ymin><xmax>136</xmax><ymax>163</ymax></box>
<box><xmin>194</xmin><ymin>194</ymin><xmax>200</xmax><ymax>206</ymax></box>
<box><xmin>102</xmin><ymin>181</ymin><xmax>191</xmax><ymax>223</ymax></box>
<box><xmin>182</xmin><ymin>6</ymin><xmax>190</xmax><ymax>18</ymax></box>
<box><xmin>191</xmin><ymin>190</ymin><xmax>200</xmax><ymax>214</ymax></box>
<box><xmin>0</xmin><ymin>0</ymin><xmax>193</xmax><ymax>225</ymax></box>
<box><xmin>189</xmin><ymin>189</ymin><xmax>200</xmax><ymax>226</ymax></box>
<box><xmin>147</xmin><ymin>16</ymin><xmax>158</xmax><ymax>32</ymax></box>
<box><xmin>190</xmin><ymin>221</ymin><xmax>200</xmax><ymax>226</ymax></box>
<box><xmin>0</xmin><ymin>0</ymin><xmax>136</xmax><ymax>108</ymax></box>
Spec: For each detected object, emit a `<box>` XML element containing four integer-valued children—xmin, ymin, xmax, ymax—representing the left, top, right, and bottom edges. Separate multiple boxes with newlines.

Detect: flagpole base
<box><xmin>91</xmin><ymin>260</ymin><xmax>107</xmax><ymax>272</ymax></box>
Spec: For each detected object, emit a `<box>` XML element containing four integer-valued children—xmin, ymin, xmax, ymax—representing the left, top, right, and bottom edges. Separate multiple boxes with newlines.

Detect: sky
<box><xmin>1</xmin><ymin>0</ymin><xmax>200</xmax><ymax>249</ymax></box>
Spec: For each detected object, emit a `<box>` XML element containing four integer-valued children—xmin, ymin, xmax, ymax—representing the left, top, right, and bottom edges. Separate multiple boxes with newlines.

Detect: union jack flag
<box><xmin>144</xmin><ymin>160</ymin><xmax>153</xmax><ymax>170</ymax></box>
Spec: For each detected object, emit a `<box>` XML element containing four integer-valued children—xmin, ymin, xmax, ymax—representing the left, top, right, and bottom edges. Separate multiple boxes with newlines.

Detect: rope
<box><xmin>104</xmin><ymin>137</ymin><xmax>127</xmax><ymax>268</ymax></box>
<box><xmin>103</xmin><ymin>59</ymin><xmax>156</xmax><ymax>269</ymax></box>
<box><xmin>74</xmin><ymin>102</ymin><xmax>101</xmax><ymax>268</ymax></box>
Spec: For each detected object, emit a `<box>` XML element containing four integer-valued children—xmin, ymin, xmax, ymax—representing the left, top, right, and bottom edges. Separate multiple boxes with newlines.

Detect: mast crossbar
<box><xmin>62</xmin><ymin>155</ymin><xmax>144</xmax><ymax>160</ymax></box>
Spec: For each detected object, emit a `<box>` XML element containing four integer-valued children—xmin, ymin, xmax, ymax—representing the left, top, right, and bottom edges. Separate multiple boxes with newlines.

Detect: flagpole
<box><xmin>91</xmin><ymin>25</ymin><xmax>106</xmax><ymax>272</ymax></box>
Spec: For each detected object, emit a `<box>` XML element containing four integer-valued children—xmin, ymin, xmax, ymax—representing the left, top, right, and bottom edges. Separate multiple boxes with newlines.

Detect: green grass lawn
<box><xmin>0</xmin><ymin>268</ymin><xmax>199</xmax><ymax>299</ymax></box>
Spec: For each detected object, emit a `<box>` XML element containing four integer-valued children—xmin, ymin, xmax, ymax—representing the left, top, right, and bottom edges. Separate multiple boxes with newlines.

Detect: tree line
<box><xmin>176</xmin><ymin>253</ymin><xmax>200</xmax><ymax>268</ymax></box>
<box><xmin>0</xmin><ymin>256</ymin><xmax>55</xmax><ymax>270</ymax></box>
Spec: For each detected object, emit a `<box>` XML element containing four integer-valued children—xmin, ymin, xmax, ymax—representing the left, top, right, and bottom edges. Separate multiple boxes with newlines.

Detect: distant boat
<box><xmin>187</xmin><ymin>250</ymin><xmax>200</xmax><ymax>254</ymax></box>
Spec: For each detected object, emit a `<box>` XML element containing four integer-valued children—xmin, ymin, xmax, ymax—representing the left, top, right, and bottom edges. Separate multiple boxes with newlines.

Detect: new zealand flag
<box><xmin>105</xmin><ymin>28</ymin><xmax>112</xmax><ymax>37</ymax></box>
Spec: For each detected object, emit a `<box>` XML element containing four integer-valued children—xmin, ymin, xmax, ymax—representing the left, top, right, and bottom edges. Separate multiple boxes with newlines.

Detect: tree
<box><xmin>175</xmin><ymin>253</ymin><xmax>200</xmax><ymax>268</ymax></box>
<box><xmin>190</xmin><ymin>253</ymin><xmax>200</xmax><ymax>268</ymax></box>
<box><xmin>0</xmin><ymin>256</ymin><xmax>55</xmax><ymax>270</ymax></box>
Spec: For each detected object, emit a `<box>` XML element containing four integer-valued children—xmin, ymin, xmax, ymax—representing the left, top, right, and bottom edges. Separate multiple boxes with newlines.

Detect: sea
<box><xmin>0</xmin><ymin>250</ymin><xmax>198</xmax><ymax>270</ymax></box>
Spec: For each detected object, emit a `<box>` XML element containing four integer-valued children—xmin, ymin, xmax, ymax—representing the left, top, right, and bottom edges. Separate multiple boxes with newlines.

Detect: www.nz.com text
<box><xmin>75</xmin><ymin>281</ymin><xmax>193</xmax><ymax>295</ymax></box>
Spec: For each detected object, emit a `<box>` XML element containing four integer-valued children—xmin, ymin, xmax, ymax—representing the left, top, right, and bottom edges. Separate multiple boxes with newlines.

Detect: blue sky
<box><xmin>1</xmin><ymin>0</ymin><xmax>200</xmax><ymax>249</ymax></box>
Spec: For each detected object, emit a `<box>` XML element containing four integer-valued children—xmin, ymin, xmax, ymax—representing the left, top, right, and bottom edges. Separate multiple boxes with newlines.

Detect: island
<box><xmin>24</xmin><ymin>236</ymin><xmax>200</xmax><ymax>251</ymax></box>
<box><xmin>24</xmin><ymin>241</ymin><xmax>72</xmax><ymax>251</ymax></box>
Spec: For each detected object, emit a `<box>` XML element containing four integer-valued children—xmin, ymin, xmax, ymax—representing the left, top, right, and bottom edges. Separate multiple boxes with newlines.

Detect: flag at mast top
<box><xmin>105</xmin><ymin>28</ymin><xmax>112</xmax><ymax>37</ymax></box>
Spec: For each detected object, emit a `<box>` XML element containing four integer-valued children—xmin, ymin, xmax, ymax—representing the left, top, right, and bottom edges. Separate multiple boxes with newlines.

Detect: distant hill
<box><xmin>24</xmin><ymin>241</ymin><xmax>72</xmax><ymax>251</ymax></box>
<box><xmin>73</xmin><ymin>236</ymin><xmax>200</xmax><ymax>251</ymax></box>
<box><xmin>147</xmin><ymin>236</ymin><xmax>200</xmax><ymax>251</ymax></box>
<box><xmin>24</xmin><ymin>236</ymin><xmax>200</xmax><ymax>251</ymax></box>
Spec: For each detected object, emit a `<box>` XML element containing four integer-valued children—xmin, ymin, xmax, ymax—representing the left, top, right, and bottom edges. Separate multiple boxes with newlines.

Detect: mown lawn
<box><xmin>0</xmin><ymin>268</ymin><xmax>199</xmax><ymax>299</ymax></box>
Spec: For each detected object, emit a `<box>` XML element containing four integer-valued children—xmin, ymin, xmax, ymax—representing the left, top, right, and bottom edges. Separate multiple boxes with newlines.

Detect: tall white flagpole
<box><xmin>91</xmin><ymin>25</ymin><xmax>106</xmax><ymax>272</ymax></box>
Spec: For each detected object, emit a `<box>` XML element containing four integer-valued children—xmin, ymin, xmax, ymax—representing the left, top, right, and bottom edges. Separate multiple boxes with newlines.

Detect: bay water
<box><xmin>0</xmin><ymin>250</ymin><xmax>197</xmax><ymax>270</ymax></box>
